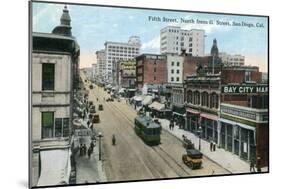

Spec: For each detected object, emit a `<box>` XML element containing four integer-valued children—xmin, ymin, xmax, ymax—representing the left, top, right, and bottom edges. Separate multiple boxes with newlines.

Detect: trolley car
<box><xmin>134</xmin><ymin>115</ymin><xmax>161</xmax><ymax>145</ymax></box>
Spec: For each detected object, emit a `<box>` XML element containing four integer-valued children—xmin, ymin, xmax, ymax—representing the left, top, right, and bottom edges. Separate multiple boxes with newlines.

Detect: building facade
<box><xmin>117</xmin><ymin>60</ymin><xmax>136</xmax><ymax>88</ymax></box>
<box><xmin>160</xmin><ymin>26</ymin><xmax>205</xmax><ymax>56</ymax></box>
<box><xmin>104</xmin><ymin>36</ymin><xmax>141</xmax><ymax>83</ymax></box>
<box><xmin>167</xmin><ymin>54</ymin><xmax>184</xmax><ymax>83</ymax></box>
<box><xmin>31</xmin><ymin>6</ymin><xmax>80</xmax><ymax>187</ymax></box>
<box><xmin>91</xmin><ymin>63</ymin><xmax>98</xmax><ymax>80</ymax></box>
<box><xmin>95</xmin><ymin>49</ymin><xmax>106</xmax><ymax>81</ymax></box>
<box><xmin>136</xmin><ymin>54</ymin><xmax>167</xmax><ymax>90</ymax></box>
<box><xmin>219</xmin><ymin>52</ymin><xmax>245</xmax><ymax>66</ymax></box>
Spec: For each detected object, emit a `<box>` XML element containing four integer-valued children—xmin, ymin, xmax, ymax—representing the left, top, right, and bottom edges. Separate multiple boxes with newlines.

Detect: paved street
<box><xmin>79</xmin><ymin>75</ymin><xmax>230</xmax><ymax>182</ymax></box>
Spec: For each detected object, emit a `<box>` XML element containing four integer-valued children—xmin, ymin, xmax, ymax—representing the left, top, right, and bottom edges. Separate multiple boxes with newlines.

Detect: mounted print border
<box><xmin>29</xmin><ymin>0</ymin><xmax>269</xmax><ymax>188</ymax></box>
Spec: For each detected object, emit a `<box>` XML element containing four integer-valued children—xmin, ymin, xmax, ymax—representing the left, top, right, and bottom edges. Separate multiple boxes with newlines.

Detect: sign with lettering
<box><xmin>222</xmin><ymin>85</ymin><xmax>268</xmax><ymax>94</ymax></box>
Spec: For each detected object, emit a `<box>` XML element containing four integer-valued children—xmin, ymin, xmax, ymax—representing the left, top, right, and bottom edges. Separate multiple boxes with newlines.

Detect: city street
<box><xmin>80</xmin><ymin>74</ymin><xmax>230</xmax><ymax>182</ymax></box>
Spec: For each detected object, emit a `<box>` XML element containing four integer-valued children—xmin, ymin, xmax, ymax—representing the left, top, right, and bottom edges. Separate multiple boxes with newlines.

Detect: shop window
<box><xmin>42</xmin><ymin>63</ymin><xmax>55</xmax><ymax>90</ymax></box>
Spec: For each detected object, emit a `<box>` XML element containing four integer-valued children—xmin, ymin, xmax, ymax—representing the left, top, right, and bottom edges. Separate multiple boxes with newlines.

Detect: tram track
<box><xmin>107</xmin><ymin>98</ymin><xmax>192</xmax><ymax>177</ymax></box>
<box><xmin>90</xmin><ymin>88</ymin><xmax>166</xmax><ymax>179</ymax></box>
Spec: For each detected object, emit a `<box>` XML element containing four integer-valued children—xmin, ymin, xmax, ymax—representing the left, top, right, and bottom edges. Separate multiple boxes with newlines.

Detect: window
<box><xmin>55</xmin><ymin>118</ymin><xmax>69</xmax><ymax>137</ymax></box>
<box><xmin>171</xmin><ymin>69</ymin><xmax>174</xmax><ymax>74</ymax></box>
<box><xmin>42</xmin><ymin>112</ymin><xmax>54</xmax><ymax>139</ymax></box>
<box><xmin>154</xmin><ymin>76</ymin><xmax>156</xmax><ymax>80</ymax></box>
<box><xmin>189</xmin><ymin>48</ymin><xmax>192</xmax><ymax>53</ymax></box>
<box><xmin>245</xmin><ymin>71</ymin><xmax>251</xmax><ymax>81</ymax></box>
<box><xmin>176</xmin><ymin>69</ymin><xmax>180</xmax><ymax>74</ymax></box>
<box><xmin>177</xmin><ymin>62</ymin><xmax>180</xmax><ymax>66</ymax></box>
<box><xmin>154</xmin><ymin>67</ymin><xmax>157</xmax><ymax>72</ymax></box>
<box><xmin>171</xmin><ymin>77</ymin><xmax>174</xmax><ymax>81</ymax></box>
<box><xmin>42</xmin><ymin>63</ymin><xmax>55</xmax><ymax>90</ymax></box>
<box><xmin>171</xmin><ymin>61</ymin><xmax>174</xmax><ymax>66</ymax></box>
<box><xmin>176</xmin><ymin>77</ymin><xmax>179</xmax><ymax>81</ymax></box>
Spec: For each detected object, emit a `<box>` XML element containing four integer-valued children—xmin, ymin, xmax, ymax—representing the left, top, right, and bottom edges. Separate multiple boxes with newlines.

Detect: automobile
<box><xmin>90</xmin><ymin>106</ymin><xmax>96</xmax><ymax>114</ymax></box>
<box><xmin>106</xmin><ymin>98</ymin><xmax>114</xmax><ymax>102</ymax></box>
<box><xmin>98</xmin><ymin>104</ymin><xmax>103</xmax><ymax>111</ymax></box>
<box><xmin>182</xmin><ymin>149</ymin><xmax>203</xmax><ymax>169</ymax></box>
<box><xmin>92</xmin><ymin>114</ymin><xmax>100</xmax><ymax>123</ymax></box>
<box><xmin>89</xmin><ymin>101</ymin><xmax>93</xmax><ymax>106</ymax></box>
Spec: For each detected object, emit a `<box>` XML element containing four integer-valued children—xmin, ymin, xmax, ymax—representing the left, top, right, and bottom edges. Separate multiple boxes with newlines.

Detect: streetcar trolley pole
<box><xmin>197</xmin><ymin>126</ymin><xmax>203</xmax><ymax>151</ymax></box>
<box><xmin>97</xmin><ymin>132</ymin><xmax>103</xmax><ymax>161</ymax></box>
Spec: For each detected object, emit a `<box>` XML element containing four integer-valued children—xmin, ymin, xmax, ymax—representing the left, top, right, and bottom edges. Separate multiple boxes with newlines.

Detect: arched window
<box><xmin>194</xmin><ymin>91</ymin><xmax>200</xmax><ymax>105</ymax></box>
<box><xmin>187</xmin><ymin>90</ymin><xmax>192</xmax><ymax>103</ymax></box>
<box><xmin>211</xmin><ymin>93</ymin><xmax>219</xmax><ymax>109</ymax></box>
<box><xmin>202</xmin><ymin>92</ymin><xmax>209</xmax><ymax>107</ymax></box>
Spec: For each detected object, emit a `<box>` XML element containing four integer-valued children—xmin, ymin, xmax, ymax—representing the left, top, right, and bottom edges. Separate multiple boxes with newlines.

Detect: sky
<box><xmin>32</xmin><ymin>2</ymin><xmax>268</xmax><ymax>72</ymax></box>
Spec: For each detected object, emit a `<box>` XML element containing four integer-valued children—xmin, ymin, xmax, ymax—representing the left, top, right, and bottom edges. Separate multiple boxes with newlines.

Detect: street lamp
<box><xmin>97</xmin><ymin>132</ymin><xmax>103</xmax><ymax>161</ymax></box>
<box><xmin>197</xmin><ymin>126</ymin><xmax>202</xmax><ymax>151</ymax></box>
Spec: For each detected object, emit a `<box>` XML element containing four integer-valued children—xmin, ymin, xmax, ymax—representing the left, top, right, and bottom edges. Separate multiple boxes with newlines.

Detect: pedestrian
<box><xmin>87</xmin><ymin>120</ymin><xmax>90</xmax><ymax>127</ymax></box>
<box><xmin>79</xmin><ymin>144</ymin><xmax>83</xmax><ymax>156</ymax></box>
<box><xmin>87</xmin><ymin>147</ymin><xmax>92</xmax><ymax>159</ymax></box>
<box><xmin>169</xmin><ymin>122</ymin><xmax>172</xmax><ymax>130</ymax></box>
<box><xmin>210</xmin><ymin>141</ymin><xmax>213</xmax><ymax>151</ymax></box>
<box><xmin>83</xmin><ymin>144</ymin><xmax>87</xmax><ymax>156</ymax></box>
<box><xmin>90</xmin><ymin>140</ymin><xmax>95</xmax><ymax>150</ymax></box>
<box><xmin>171</xmin><ymin>122</ymin><xmax>174</xmax><ymax>130</ymax></box>
<box><xmin>250</xmin><ymin>159</ymin><xmax>255</xmax><ymax>172</ymax></box>
<box><xmin>213</xmin><ymin>142</ymin><xmax>216</xmax><ymax>151</ymax></box>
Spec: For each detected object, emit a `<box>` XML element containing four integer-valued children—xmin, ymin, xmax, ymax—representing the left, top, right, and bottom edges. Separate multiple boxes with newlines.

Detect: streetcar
<box><xmin>134</xmin><ymin>115</ymin><xmax>161</xmax><ymax>145</ymax></box>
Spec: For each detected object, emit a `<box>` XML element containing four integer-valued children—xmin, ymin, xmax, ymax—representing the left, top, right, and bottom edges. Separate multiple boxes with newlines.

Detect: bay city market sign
<box><xmin>222</xmin><ymin>85</ymin><xmax>268</xmax><ymax>94</ymax></box>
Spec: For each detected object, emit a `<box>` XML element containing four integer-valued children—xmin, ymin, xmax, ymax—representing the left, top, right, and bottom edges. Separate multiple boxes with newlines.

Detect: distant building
<box><xmin>117</xmin><ymin>60</ymin><xmax>136</xmax><ymax>88</ymax></box>
<box><xmin>136</xmin><ymin>54</ymin><xmax>167</xmax><ymax>90</ymax></box>
<box><xmin>104</xmin><ymin>36</ymin><xmax>141</xmax><ymax>83</ymax></box>
<box><xmin>91</xmin><ymin>63</ymin><xmax>98</xmax><ymax>79</ymax></box>
<box><xmin>81</xmin><ymin>67</ymin><xmax>93</xmax><ymax>80</ymax></box>
<box><xmin>219</xmin><ymin>52</ymin><xmax>245</xmax><ymax>66</ymax></box>
<box><xmin>31</xmin><ymin>6</ymin><xmax>80</xmax><ymax>187</ymax></box>
<box><xmin>95</xmin><ymin>49</ymin><xmax>106</xmax><ymax>81</ymax></box>
<box><xmin>167</xmin><ymin>54</ymin><xmax>184</xmax><ymax>84</ymax></box>
<box><xmin>160</xmin><ymin>26</ymin><xmax>205</xmax><ymax>56</ymax></box>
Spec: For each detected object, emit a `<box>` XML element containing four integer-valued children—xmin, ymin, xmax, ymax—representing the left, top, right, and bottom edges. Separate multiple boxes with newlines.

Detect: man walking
<box><xmin>250</xmin><ymin>159</ymin><xmax>255</xmax><ymax>172</ymax></box>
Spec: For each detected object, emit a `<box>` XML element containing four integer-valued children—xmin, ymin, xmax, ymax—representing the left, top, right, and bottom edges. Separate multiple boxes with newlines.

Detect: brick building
<box><xmin>183</xmin><ymin>66</ymin><xmax>268</xmax><ymax>168</ymax></box>
<box><xmin>136</xmin><ymin>54</ymin><xmax>167</xmax><ymax>90</ymax></box>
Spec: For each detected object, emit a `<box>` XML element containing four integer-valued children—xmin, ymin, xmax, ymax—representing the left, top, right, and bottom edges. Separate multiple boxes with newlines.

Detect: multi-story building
<box><xmin>95</xmin><ymin>49</ymin><xmax>106</xmax><ymax>81</ymax></box>
<box><xmin>219</xmin><ymin>52</ymin><xmax>245</xmax><ymax>66</ymax></box>
<box><xmin>160</xmin><ymin>26</ymin><xmax>205</xmax><ymax>56</ymax></box>
<box><xmin>91</xmin><ymin>63</ymin><xmax>98</xmax><ymax>80</ymax></box>
<box><xmin>136</xmin><ymin>54</ymin><xmax>167</xmax><ymax>90</ymax></box>
<box><xmin>167</xmin><ymin>54</ymin><xmax>184</xmax><ymax>84</ymax></box>
<box><xmin>31</xmin><ymin>6</ymin><xmax>80</xmax><ymax>187</ymax></box>
<box><xmin>116</xmin><ymin>60</ymin><xmax>136</xmax><ymax>88</ymax></box>
<box><xmin>183</xmin><ymin>66</ymin><xmax>268</xmax><ymax>167</ymax></box>
<box><xmin>104</xmin><ymin>36</ymin><xmax>141</xmax><ymax>84</ymax></box>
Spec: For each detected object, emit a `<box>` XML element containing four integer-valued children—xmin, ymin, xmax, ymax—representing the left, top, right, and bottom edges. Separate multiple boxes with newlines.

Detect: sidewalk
<box><xmin>158</xmin><ymin>119</ymin><xmax>254</xmax><ymax>174</ymax></box>
<box><xmin>75</xmin><ymin>112</ymin><xmax>107</xmax><ymax>184</ymax></box>
<box><xmin>75</xmin><ymin>135</ymin><xmax>107</xmax><ymax>184</ymax></box>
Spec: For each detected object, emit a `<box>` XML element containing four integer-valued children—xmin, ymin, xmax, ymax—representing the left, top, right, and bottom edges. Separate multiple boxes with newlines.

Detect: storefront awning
<box><xmin>149</xmin><ymin>101</ymin><xmax>165</xmax><ymax>111</ymax></box>
<box><xmin>142</xmin><ymin>95</ymin><xmax>153</xmax><ymax>106</ymax></box>
<box><xmin>200</xmin><ymin>113</ymin><xmax>218</xmax><ymax>121</ymax></box>
<box><xmin>133</xmin><ymin>96</ymin><xmax>143</xmax><ymax>101</ymax></box>
<box><xmin>219</xmin><ymin>118</ymin><xmax>256</xmax><ymax>131</ymax></box>
<box><xmin>37</xmin><ymin>149</ymin><xmax>71</xmax><ymax>186</ymax></box>
<box><xmin>186</xmin><ymin>108</ymin><xmax>200</xmax><ymax>114</ymax></box>
<box><xmin>172</xmin><ymin>105</ymin><xmax>186</xmax><ymax>115</ymax></box>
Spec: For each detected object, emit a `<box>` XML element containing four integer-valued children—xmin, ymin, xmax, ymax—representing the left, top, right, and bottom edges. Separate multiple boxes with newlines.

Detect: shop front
<box><xmin>200</xmin><ymin>113</ymin><xmax>219</xmax><ymax>143</ymax></box>
<box><xmin>219</xmin><ymin>118</ymin><xmax>256</xmax><ymax>161</ymax></box>
<box><xmin>186</xmin><ymin>108</ymin><xmax>200</xmax><ymax>133</ymax></box>
<box><xmin>172</xmin><ymin>105</ymin><xmax>186</xmax><ymax>129</ymax></box>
